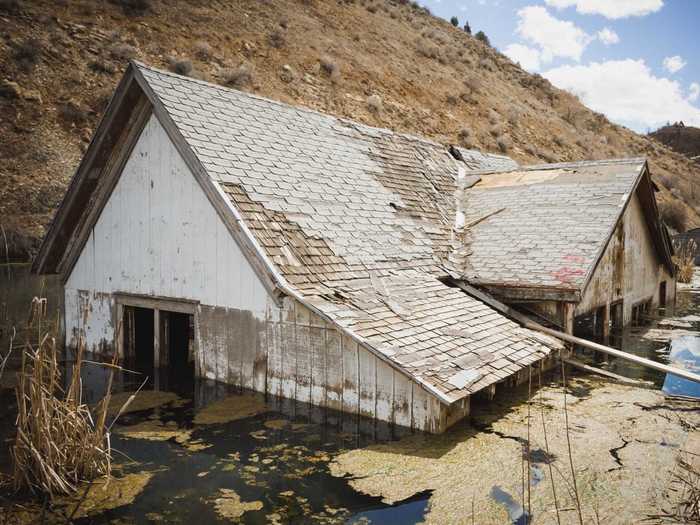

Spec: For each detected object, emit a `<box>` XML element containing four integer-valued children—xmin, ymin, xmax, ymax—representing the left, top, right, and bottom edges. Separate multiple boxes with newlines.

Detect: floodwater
<box><xmin>2</xmin><ymin>264</ymin><xmax>700</xmax><ymax>524</ymax></box>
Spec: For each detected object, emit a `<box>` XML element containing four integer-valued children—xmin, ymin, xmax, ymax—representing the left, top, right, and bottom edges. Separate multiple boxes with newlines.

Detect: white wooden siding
<box><xmin>578</xmin><ymin>192</ymin><xmax>675</xmax><ymax>322</ymax></box>
<box><xmin>65</xmin><ymin>114</ymin><xmax>270</xmax><ymax>350</ymax></box>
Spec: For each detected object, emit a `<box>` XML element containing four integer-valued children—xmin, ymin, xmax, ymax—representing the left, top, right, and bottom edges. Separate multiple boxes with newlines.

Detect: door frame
<box><xmin>114</xmin><ymin>292</ymin><xmax>199</xmax><ymax>376</ymax></box>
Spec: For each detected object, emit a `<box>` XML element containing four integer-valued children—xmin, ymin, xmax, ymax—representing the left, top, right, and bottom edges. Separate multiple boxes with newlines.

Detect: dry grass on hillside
<box><xmin>1</xmin><ymin>0</ymin><xmax>698</xmax><ymax>260</ymax></box>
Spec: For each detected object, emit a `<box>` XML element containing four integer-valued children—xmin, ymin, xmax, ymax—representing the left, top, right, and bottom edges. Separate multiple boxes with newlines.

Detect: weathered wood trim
<box><xmin>468</xmin><ymin>281</ymin><xmax>581</xmax><ymax>302</ymax></box>
<box><xmin>33</xmin><ymin>67</ymin><xmax>141</xmax><ymax>275</ymax></box>
<box><xmin>113</xmin><ymin>292</ymin><xmax>198</xmax><ymax>314</ymax></box>
<box><xmin>57</xmin><ymin>98</ymin><xmax>153</xmax><ymax>282</ymax></box>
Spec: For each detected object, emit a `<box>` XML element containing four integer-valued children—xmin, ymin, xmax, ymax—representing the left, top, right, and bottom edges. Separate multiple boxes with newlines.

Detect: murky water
<box><xmin>2</xmin><ymin>265</ymin><xmax>700</xmax><ymax>523</ymax></box>
<box><xmin>590</xmin><ymin>287</ymin><xmax>700</xmax><ymax>394</ymax></box>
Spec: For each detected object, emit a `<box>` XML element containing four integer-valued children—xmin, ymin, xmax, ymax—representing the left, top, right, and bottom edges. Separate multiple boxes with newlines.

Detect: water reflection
<box><xmin>662</xmin><ymin>335</ymin><xmax>700</xmax><ymax>398</ymax></box>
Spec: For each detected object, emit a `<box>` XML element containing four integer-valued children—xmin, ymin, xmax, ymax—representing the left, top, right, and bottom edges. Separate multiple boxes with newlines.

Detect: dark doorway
<box><xmin>573</xmin><ymin>305</ymin><xmax>606</xmax><ymax>343</ymax></box>
<box><xmin>659</xmin><ymin>281</ymin><xmax>667</xmax><ymax>309</ymax></box>
<box><xmin>123</xmin><ymin>306</ymin><xmax>154</xmax><ymax>374</ymax></box>
<box><xmin>610</xmin><ymin>301</ymin><xmax>624</xmax><ymax>334</ymax></box>
<box><xmin>166</xmin><ymin>311</ymin><xmax>193</xmax><ymax>370</ymax></box>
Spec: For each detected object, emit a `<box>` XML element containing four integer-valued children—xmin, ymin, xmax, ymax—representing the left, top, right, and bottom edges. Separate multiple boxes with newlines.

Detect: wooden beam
<box><xmin>563</xmin><ymin>358</ymin><xmax>651</xmax><ymax>386</ymax></box>
<box><xmin>452</xmin><ymin>279</ymin><xmax>700</xmax><ymax>385</ymax></box>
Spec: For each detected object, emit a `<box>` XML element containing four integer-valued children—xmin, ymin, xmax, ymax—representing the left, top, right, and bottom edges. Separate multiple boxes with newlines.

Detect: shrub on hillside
<box><xmin>320</xmin><ymin>55</ymin><xmax>341</xmax><ymax>83</ymax></box>
<box><xmin>458</xmin><ymin>127</ymin><xmax>473</xmax><ymax>148</ymax></box>
<box><xmin>658</xmin><ymin>200</ymin><xmax>687</xmax><ymax>232</ymax></box>
<box><xmin>416</xmin><ymin>38</ymin><xmax>440</xmax><ymax>60</ymax></box>
<box><xmin>58</xmin><ymin>102</ymin><xmax>88</xmax><ymax>127</ymax></box>
<box><xmin>110</xmin><ymin>0</ymin><xmax>151</xmax><ymax>15</ymax></box>
<box><xmin>168</xmin><ymin>58</ymin><xmax>193</xmax><ymax>76</ymax></box>
<box><xmin>193</xmin><ymin>41</ymin><xmax>212</xmax><ymax>60</ymax></box>
<box><xmin>268</xmin><ymin>29</ymin><xmax>286</xmax><ymax>49</ymax></box>
<box><xmin>12</xmin><ymin>38</ymin><xmax>42</xmax><ymax>71</ymax></box>
<box><xmin>367</xmin><ymin>94</ymin><xmax>382</xmax><ymax>113</ymax></box>
<box><xmin>450</xmin><ymin>16</ymin><xmax>458</xmax><ymax>27</ymax></box>
<box><xmin>475</xmin><ymin>31</ymin><xmax>490</xmax><ymax>46</ymax></box>
<box><xmin>89</xmin><ymin>60</ymin><xmax>116</xmax><ymax>74</ymax></box>
<box><xmin>109</xmin><ymin>42</ymin><xmax>136</xmax><ymax>60</ymax></box>
<box><xmin>222</xmin><ymin>63</ymin><xmax>254</xmax><ymax>88</ymax></box>
<box><xmin>496</xmin><ymin>135</ymin><xmax>511</xmax><ymax>153</ymax></box>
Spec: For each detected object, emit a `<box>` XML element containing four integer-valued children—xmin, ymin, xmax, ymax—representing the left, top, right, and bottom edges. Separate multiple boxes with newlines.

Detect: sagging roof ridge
<box><xmin>463</xmin><ymin>157</ymin><xmax>647</xmax><ymax>177</ymax></box>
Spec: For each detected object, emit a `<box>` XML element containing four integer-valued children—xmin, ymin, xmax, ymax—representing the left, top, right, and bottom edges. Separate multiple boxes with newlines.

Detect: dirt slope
<box><xmin>1</xmin><ymin>0</ymin><xmax>699</xmax><ymax>261</ymax></box>
<box><xmin>650</xmin><ymin>123</ymin><xmax>700</xmax><ymax>160</ymax></box>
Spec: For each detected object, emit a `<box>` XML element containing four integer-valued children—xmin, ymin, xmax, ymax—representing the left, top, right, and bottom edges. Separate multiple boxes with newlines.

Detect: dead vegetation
<box><xmin>11</xmin><ymin>298</ymin><xmax>129</xmax><ymax>499</ymax></box>
<box><xmin>673</xmin><ymin>238</ymin><xmax>697</xmax><ymax>283</ymax></box>
<box><xmin>651</xmin><ymin>454</ymin><xmax>700</xmax><ymax>523</ymax></box>
<box><xmin>2</xmin><ymin>0</ymin><xmax>700</xmax><ymax>258</ymax></box>
<box><xmin>222</xmin><ymin>63</ymin><xmax>254</xmax><ymax>89</ymax></box>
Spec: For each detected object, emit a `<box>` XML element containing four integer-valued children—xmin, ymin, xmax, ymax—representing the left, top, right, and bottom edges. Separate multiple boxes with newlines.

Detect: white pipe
<box><xmin>529</xmin><ymin>323</ymin><xmax>700</xmax><ymax>385</ymax></box>
<box><xmin>452</xmin><ymin>279</ymin><xmax>700</xmax><ymax>385</ymax></box>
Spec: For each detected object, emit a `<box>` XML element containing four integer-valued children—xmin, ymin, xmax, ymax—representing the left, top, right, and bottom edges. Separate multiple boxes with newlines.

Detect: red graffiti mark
<box><xmin>562</xmin><ymin>254</ymin><xmax>586</xmax><ymax>264</ymax></box>
<box><xmin>551</xmin><ymin>267</ymin><xmax>585</xmax><ymax>283</ymax></box>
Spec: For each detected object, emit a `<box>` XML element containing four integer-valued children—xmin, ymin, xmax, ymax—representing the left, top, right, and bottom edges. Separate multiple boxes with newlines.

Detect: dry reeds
<box><xmin>650</xmin><ymin>454</ymin><xmax>700</xmax><ymax>523</ymax></box>
<box><xmin>674</xmin><ymin>238</ymin><xmax>697</xmax><ymax>284</ymax></box>
<box><xmin>11</xmin><ymin>298</ymin><xmax>120</xmax><ymax>499</ymax></box>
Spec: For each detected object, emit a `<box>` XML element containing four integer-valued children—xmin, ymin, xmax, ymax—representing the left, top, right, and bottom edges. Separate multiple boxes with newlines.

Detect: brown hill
<box><xmin>650</xmin><ymin>123</ymin><xmax>700</xmax><ymax>160</ymax></box>
<box><xmin>1</xmin><ymin>0</ymin><xmax>699</xmax><ymax>261</ymax></box>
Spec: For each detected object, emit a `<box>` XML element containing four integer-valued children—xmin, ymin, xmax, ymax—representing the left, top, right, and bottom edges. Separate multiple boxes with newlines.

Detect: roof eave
<box><xmin>467</xmin><ymin>280</ymin><xmax>582</xmax><ymax>302</ymax></box>
<box><xmin>33</xmin><ymin>64</ymin><xmax>142</xmax><ymax>275</ymax></box>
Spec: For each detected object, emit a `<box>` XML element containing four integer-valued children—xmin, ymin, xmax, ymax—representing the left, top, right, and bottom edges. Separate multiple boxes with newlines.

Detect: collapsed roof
<box><xmin>455</xmin><ymin>159</ymin><xmax>675</xmax><ymax>301</ymax></box>
<box><xmin>36</xmin><ymin>61</ymin><xmax>677</xmax><ymax>404</ymax></box>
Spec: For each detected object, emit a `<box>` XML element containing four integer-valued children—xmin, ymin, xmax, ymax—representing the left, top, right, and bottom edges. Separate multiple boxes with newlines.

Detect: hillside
<box><xmin>650</xmin><ymin>123</ymin><xmax>700</xmax><ymax>161</ymax></box>
<box><xmin>1</xmin><ymin>0</ymin><xmax>699</xmax><ymax>261</ymax></box>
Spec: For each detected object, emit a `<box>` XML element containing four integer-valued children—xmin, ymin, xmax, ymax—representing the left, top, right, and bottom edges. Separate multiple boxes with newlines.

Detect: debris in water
<box><xmin>107</xmin><ymin>390</ymin><xmax>183</xmax><ymax>416</ymax></box>
<box><xmin>115</xmin><ymin>419</ymin><xmax>192</xmax><ymax>443</ymax></box>
<box><xmin>264</xmin><ymin>419</ymin><xmax>290</xmax><ymax>430</ymax></box>
<box><xmin>70</xmin><ymin>471</ymin><xmax>155</xmax><ymax>518</ymax></box>
<box><xmin>662</xmin><ymin>335</ymin><xmax>700</xmax><ymax>399</ymax></box>
<box><xmin>193</xmin><ymin>393</ymin><xmax>269</xmax><ymax>425</ymax></box>
<box><xmin>212</xmin><ymin>488</ymin><xmax>263</xmax><ymax>520</ymax></box>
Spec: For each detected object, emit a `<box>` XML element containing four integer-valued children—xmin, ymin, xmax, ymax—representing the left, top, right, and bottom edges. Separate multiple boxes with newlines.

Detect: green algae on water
<box><xmin>212</xmin><ymin>488</ymin><xmax>263</xmax><ymax>520</ymax></box>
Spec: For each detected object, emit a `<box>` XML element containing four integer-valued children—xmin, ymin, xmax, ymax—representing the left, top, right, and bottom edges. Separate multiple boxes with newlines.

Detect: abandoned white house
<box><xmin>455</xmin><ymin>158</ymin><xmax>677</xmax><ymax>340</ymax></box>
<box><xmin>34</xmin><ymin>62</ymin><xmax>674</xmax><ymax>432</ymax></box>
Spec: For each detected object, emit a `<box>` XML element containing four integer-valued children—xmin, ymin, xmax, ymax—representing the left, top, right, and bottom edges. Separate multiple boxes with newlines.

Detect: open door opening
<box><xmin>573</xmin><ymin>305</ymin><xmax>606</xmax><ymax>343</ymax></box>
<box><xmin>123</xmin><ymin>305</ymin><xmax>154</xmax><ymax>375</ymax></box>
<box><xmin>165</xmin><ymin>311</ymin><xmax>194</xmax><ymax>371</ymax></box>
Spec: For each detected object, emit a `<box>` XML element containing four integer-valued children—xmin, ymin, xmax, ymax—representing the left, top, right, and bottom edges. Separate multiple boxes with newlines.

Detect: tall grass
<box><xmin>11</xmin><ymin>297</ymin><xmax>127</xmax><ymax>499</ymax></box>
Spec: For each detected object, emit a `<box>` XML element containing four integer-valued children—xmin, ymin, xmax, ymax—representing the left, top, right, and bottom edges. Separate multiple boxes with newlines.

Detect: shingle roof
<box><xmin>454</xmin><ymin>147</ymin><xmax>519</xmax><ymax>172</ymax></box>
<box><xmin>458</xmin><ymin>159</ymin><xmax>646</xmax><ymax>291</ymax></box>
<box><xmin>135</xmin><ymin>62</ymin><xmax>560</xmax><ymax>403</ymax></box>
